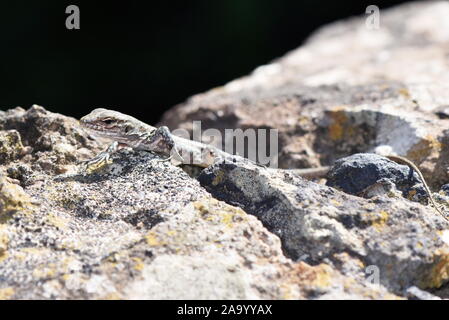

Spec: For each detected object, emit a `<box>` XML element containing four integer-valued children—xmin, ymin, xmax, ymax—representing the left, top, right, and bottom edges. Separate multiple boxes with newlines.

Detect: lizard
<box><xmin>79</xmin><ymin>108</ymin><xmax>448</xmax><ymax>221</ymax></box>
<box><xmin>80</xmin><ymin>108</ymin><xmax>250</xmax><ymax>170</ymax></box>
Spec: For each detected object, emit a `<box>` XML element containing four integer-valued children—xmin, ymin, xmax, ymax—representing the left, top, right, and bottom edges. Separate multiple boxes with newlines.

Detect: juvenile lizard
<box><xmin>80</xmin><ymin>108</ymin><xmax>447</xmax><ymax>221</ymax></box>
<box><xmin>80</xmin><ymin>108</ymin><xmax>251</xmax><ymax>169</ymax></box>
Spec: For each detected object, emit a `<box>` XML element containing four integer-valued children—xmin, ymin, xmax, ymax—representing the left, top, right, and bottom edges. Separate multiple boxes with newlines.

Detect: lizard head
<box><xmin>80</xmin><ymin>108</ymin><xmax>149</xmax><ymax>142</ymax></box>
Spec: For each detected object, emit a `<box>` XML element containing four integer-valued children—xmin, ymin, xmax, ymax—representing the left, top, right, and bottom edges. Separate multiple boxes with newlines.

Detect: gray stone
<box><xmin>326</xmin><ymin>153</ymin><xmax>424</xmax><ymax>199</ymax></box>
<box><xmin>199</xmin><ymin>159</ymin><xmax>449</xmax><ymax>293</ymax></box>
<box><xmin>0</xmin><ymin>106</ymin><xmax>396</xmax><ymax>299</ymax></box>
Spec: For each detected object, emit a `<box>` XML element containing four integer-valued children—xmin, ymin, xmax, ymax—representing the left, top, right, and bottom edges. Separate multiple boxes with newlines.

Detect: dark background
<box><xmin>0</xmin><ymin>0</ymin><xmax>410</xmax><ymax>124</ymax></box>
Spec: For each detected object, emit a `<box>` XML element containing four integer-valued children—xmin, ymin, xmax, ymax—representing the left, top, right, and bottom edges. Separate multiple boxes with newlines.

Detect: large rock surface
<box><xmin>2</xmin><ymin>1</ymin><xmax>449</xmax><ymax>299</ymax></box>
<box><xmin>159</xmin><ymin>1</ymin><xmax>449</xmax><ymax>188</ymax></box>
<box><xmin>0</xmin><ymin>106</ymin><xmax>395</xmax><ymax>299</ymax></box>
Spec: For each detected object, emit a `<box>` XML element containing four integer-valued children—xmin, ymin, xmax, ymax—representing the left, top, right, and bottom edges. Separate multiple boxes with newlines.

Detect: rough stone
<box><xmin>3</xmin><ymin>1</ymin><xmax>449</xmax><ymax>300</ymax></box>
<box><xmin>326</xmin><ymin>153</ymin><xmax>426</xmax><ymax>201</ymax></box>
<box><xmin>199</xmin><ymin>159</ymin><xmax>449</xmax><ymax>294</ymax></box>
<box><xmin>159</xmin><ymin>1</ymin><xmax>449</xmax><ymax>188</ymax></box>
<box><xmin>0</xmin><ymin>106</ymin><xmax>399</xmax><ymax>299</ymax></box>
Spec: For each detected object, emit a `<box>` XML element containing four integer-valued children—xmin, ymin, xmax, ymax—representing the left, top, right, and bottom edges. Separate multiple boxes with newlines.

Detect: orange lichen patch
<box><xmin>398</xmin><ymin>88</ymin><xmax>411</xmax><ymax>99</ymax></box>
<box><xmin>327</xmin><ymin>107</ymin><xmax>349</xmax><ymax>141</ymax></box>
<box><xmin>407</xmin><ymin>189</ymin><xmax>417</xmax><ymax>200</ymax></box>
<box><xmin>407</xmin><ymin>135</ymin><xmax>442</xmax><ymax>162</ymax></box>
<box><xmin>422</xmin><ymin>249</ymin><xmax>449</xmax><ymax>288</ymax></box>
<box><xmin>292</xmin><ymin>262</ymin><xmax>333</xmax><ymax>289</ymax></box>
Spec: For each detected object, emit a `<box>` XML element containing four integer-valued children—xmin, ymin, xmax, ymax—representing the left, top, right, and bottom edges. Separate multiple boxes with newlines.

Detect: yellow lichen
<box><xmin>371</xmin><ymin>211</ymin><xmax>389</xmax><ymax>232</ymax></box>
<box><xmin>330</xmin><ymin>199</ymin><xmax>342</xmax><ymax>207</ymax></box>
<box><xmin>294</xmin><ymin>262</ymin><xmax>333</xmax><ymax>289</ymax></box>
<box><xmin>132</xmin><ymin>257</ymin><xmax>145</xmax><ymax>271</ymax></box>
<box><xmin>194</xmin><ymin>199</ymin><xmax>247</xmax><ymax>229</ymax></box>
<box><xmin>166</xmin><ymin>230</ymin><xmax>177</xmax><ymax>237</ymax></box>
<box><xmin>145</xmin><ymin>232</ymin><xmax>162</xmax><ymax>246</ymax></box>
<box><xmin>101</xmin><ymin>292</ymin><xmax>122</xmax><ymax>300</ymax></box>
<box><xmin>423</xmin><ymin>249</ymin><xmax>449</xmax><ymax>288</ymax></box>
<box><xmin>212</xmin><ymin>170</ymin><xmax>225</xmax><ymax>186</ymax></box>
<box><xmin>407</xmin><ymin>189</ymin><xmax>417</xmax><ymax>200</ymax></box>
<box><xmin>0</xmin><ymin>179</ymin><xmax>35</xmax><ymax>222</ymax></box>
<box><xmin>0</xmin><ymin>225</ymin><xmax>8</xmax><ymax>262</ymax></box>
<box><xmin>0</xmin><ymin>287</ymin><xmax>14</xmax><ymax>300</ymax></box>
<box><xmin>32</xmin><ymin>263</ymin><xmax>57</xmax><ymax>279</ymax></box>
<box><xmin>0</xmin><ymin>130</ymin><xmax>26</xmax><ymax>163</ymax></box>
<box><xmin>398</xmin><ymin>88</ymin><xmax>411</xmax><ymax>99</ymax></box>
<box><xmin>407</xmin><ymin>135</ymin><xmax>442</xmax><ymax>161</ymax></box>
<box><xmin>20</xmin><ymin>247</ymin><xmax>49</xmax><ymax>255</ymax></box>
<box><xmin>46</xmin><ymin>213</ymin><xmax>69</xmax><ymax>230</ymax></box>
<box><xmin>219</xmin><ymin>212</ymin><xmax>236</xmax><ymax>229</ymax></box>
<box><xmin>328</xmin><ymin>109</ymin><xmax>348</xmax><ymax>141</ymax></box>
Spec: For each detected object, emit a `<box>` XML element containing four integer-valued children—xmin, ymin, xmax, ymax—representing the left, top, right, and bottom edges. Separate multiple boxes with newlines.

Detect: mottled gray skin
<box><xmin>80</xmin><ymin>108</ymin><xmax>235</xmax><ymax>168</ymax></box>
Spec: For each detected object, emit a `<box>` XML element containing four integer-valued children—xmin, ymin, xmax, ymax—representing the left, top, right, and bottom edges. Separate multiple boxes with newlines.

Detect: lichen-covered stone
<box><xmin>199</xmin><ymin>159</ymin><xmax>449</xmax><ymax>293</ymax></box>
<box><xmin>326</xmin><ymin>153</ymin><xmax>424</xmax><ymax>199</ymax></box>
<box><xmin>0</xmin><ymin>130</ymin><xmax>29</xmax><ymax>164</ymax></box>
<box><xmin>3</xmin><ymin>1</ymin><xmax>449</xmax><ymax>300</ymax></box>
<box><xmin>0</xmin><ymin>176</ymin><xmax>35</xmax><ymax>222</ymax></box>
<box><xmin>0</xmin><ymin>105</ymin><xmax>398</xmax><ymax>300</ymax></box>
<box><xmin>159</xmin><ymin>2</ymin><xmax>449</xmax><ymax>188</ymax></box>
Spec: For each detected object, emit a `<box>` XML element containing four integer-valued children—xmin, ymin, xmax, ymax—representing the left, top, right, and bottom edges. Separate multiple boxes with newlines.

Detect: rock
<box><xmin>0</xmin><ymin>131</ymin><xmax>30</xmax><ymax>164</ymax></box>
<box><xmin>3</xmin><ymin>1</ymin><xmax>449</xmax><ymax>300</ymax></box>
<box><xmin>0</xmin><ymin>106</ymin><xmax>398</xmax><ymax>299</ymax></box>
<box><xmin>0</xmin><ymin>175</ymin><xmax>35</xmax><ymax>222</ymax></box>
<box><xmin>159</xmin><ymin>1</ymin><xmax>449</xmax><ymax>188</ymax></box>
<box><xmin>326</xmin><ymin>153</ymin><xmax>426</xmax><ymax>201</ymax></box>
<box><xmin>198</xmin><ymin>159</ymin><xmax>449</xmax><ymax>293</ymax></box>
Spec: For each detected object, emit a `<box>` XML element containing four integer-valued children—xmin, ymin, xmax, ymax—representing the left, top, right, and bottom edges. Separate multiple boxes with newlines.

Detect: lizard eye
<box><xmin>102</xmin><ymin>119</ymin><xmax>114</xmax><ymax>125</ymax></box>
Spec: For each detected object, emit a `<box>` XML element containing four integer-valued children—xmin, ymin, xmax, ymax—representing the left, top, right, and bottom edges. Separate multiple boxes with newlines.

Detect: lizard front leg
<box><xmin>80</xmin><ymin>141</ymin><xmax>121</xmax><ymax>172</ymax></box>
<box><xmin>140</xmin><ymin>126</ymin><xmax>184</xmax><ymax>165</ymax></box>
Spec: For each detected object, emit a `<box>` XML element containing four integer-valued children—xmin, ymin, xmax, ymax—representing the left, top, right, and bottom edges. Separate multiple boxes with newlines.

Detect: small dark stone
<box><xmin>440</xmin><ymin>183</ymin><xmax>449</xmax><ymax>196</ymax></box>
<box><xmin>326</xmin><ymin>153</ymin><xmax>422</xmax><ymax>197</ymax></box>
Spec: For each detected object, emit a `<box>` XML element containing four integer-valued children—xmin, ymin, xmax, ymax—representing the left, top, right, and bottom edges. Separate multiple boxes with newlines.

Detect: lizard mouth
<box><xmin>80</xmin><ymin>121</ymin><xmax>122</xmax><ymax>139</ymax></box>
